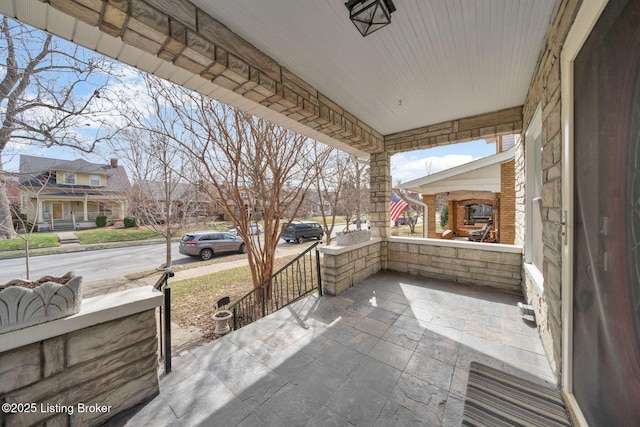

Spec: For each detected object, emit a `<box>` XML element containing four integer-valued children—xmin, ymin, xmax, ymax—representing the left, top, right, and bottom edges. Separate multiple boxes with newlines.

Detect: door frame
<box><xmin>560</xmin><ymin>0</ymin><xmax>608</xmax><ymax>425</ymax></box>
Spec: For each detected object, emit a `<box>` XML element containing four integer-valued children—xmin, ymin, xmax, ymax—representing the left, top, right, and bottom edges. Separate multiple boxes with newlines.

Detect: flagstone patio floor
<box><xmin>120</xmin><ymin>271</ymin><xmax>556</xmax><ymax>426</ymax></box>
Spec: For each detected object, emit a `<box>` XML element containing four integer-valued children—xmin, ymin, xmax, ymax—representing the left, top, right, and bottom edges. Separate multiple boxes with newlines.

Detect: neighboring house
<box><xmin>405</xmin><ymin>142</ymin><xmax>516</xmax><ymax>244</ymax></box>
<box><xmin>129</xmin><ymin>180</ymin><xmax>215</xmax><ymax>222</ymax></box>
<box><xmin>18</xmin><ymin>155</ymin><xmax>130</xmax><ymax>230</ymax></box>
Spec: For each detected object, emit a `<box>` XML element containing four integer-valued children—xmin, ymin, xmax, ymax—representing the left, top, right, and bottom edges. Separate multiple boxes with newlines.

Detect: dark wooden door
<box><xmin>573</xmin><ymin>0</ymin><xmax>640</xmax><ymax>424</ymax></box>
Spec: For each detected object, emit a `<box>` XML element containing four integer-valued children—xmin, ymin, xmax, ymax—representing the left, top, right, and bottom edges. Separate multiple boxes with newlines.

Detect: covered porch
<box><xmin>30</xmin><ymin>195</ymin><xmax>127</xmax><ymax>230</ymax></box>
<box><xmin>3</xmin><ymin>0</ymin><xmax>639</xmax><ymax>425</ymax></box>
<box><xmin>121</xmin><ymin>272</ymin><xmax>554</xmax><ymax>426</ymax></box>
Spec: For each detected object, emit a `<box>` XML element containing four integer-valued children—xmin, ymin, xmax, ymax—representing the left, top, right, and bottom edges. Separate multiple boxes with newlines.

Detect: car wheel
<box><xmin>317</xmin><ymin>234</ymin><xmax>323</xmax><ymax>240</ymax></box>
<box><xmin>238</xmin><ymin>244</ymin><xmax>247</xmax><ymax>254</ymax></box>
<box><xmin>297</xmin><ymin>236</ymin><xmax>304</xmax><ymax>244</ymax></box>
<box><xmin>200</xmin><ymin>248</ymin><xmax>213</xmax><ymax>261</ymax></box>
<box><xmin>285</xmin><ymin>239</ymin><xmax>290</xmax><ymax>243</ymax></box>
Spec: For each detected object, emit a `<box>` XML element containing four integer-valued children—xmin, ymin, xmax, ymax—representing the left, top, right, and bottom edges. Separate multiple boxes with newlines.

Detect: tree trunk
<box><xmin>0</xmin><ymin>162</ymin><xmax>18</xmax><ymax>239</ymax></box>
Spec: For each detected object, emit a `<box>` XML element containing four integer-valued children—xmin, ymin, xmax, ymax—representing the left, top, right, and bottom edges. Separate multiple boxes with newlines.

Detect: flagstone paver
<box><xmin>121</xmin><ymin>271</ymin><xmax>556</xmax><ymax>426</ymax></box>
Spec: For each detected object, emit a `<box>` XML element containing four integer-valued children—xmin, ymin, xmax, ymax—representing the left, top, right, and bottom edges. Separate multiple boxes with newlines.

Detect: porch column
<box><xmin>369</xmin><ymin>151</ymin><xmax>391</xmax><ymax>268</ymax></box>
<box><xmin>423</xmin><ymin>194</ymin><xmax>437</xmax><ymax>238</ymax></box>
<box><xmin>83</xmin><ymin>196</ymin><xmax>88</xmax><ymax>222</ymax></box>
<box><xmin>37</xmin><ymin>199</ymin><xmax>43</xmax><ymax>223</ymax></box>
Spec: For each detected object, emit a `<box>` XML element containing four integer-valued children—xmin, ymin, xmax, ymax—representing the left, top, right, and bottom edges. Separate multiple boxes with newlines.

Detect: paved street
<box><xmin>0</xmin><ymin>242</ymin><xmax>188</xmax><ymax>282</ymax></box>
<box><xmin>0</xmin><ymin>223</ymin><xmax>352</xmax><ymax>283</ymax></box>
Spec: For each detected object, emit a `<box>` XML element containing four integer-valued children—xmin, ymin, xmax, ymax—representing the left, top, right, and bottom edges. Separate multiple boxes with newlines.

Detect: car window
<box><xmin>182</xmin><ymin>235</ymin><xmax>196</xmax><ymax>241</ymax></box>
<box><xmin>223</xmin><ymin>233</ymin><xmax>235</xmax><ymax>240</ymax></box>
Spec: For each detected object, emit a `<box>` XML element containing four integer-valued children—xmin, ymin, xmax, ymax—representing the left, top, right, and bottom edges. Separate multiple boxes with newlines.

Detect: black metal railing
<box><xmin>229</xmin><ymin>242</ymin><xmax>322</xmax><ymax>330</ymax></box>
<box><xmin>154</xmin><ymin>269</ymin><xmax>174</xmax><ymax>374</ymax></box>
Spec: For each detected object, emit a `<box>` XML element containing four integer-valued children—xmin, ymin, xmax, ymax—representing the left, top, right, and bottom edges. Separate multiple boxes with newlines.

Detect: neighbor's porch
<box><xmin>27</xmin><ymin>197</ymin><xmax>127</xmax><ymax>230</ymax></box>
<box><xmin>122</xmin><ymin>271</ymin><xmax>554</xmax><ymax>426</ymax></box>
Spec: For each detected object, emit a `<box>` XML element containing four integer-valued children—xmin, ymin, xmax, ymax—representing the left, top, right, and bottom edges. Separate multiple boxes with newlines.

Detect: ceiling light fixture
<box><xmin>345</xmin><ymin>0</ymin><xmax>396</xmax><ymax>37</ymax></box>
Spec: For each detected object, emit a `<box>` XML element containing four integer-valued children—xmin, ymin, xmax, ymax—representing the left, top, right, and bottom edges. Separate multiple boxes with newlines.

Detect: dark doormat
<box><xmin>463</xmin><ymin>362</ymin><xmax>572</xmax><ymax>426</ymax></box>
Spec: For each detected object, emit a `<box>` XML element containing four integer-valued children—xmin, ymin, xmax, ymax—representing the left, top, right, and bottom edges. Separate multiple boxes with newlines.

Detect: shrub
<box><xmin>96</xmin><ymin>215</ymin><xmax>108</xmax><ymax>227</ymax></box>
<box><xmin>124</xmin><ymin>217</ymin><xmax>137</xmax><ymax>228</ymax></box>
<box><xmin>439</xmin><ymin>205</ymin><xmax>449</xmax><ymax>228</ymax></box>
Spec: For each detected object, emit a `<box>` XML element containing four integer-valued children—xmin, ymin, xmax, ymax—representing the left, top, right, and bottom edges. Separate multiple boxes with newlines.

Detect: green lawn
<box><xmin>75</xmin><ymin>228</ymin><xmax>161</xmax><ymax>244</ymax></box>
<box><xmin>0</xmin><ymin>233</ymin><xmax>61</xmax><ymax>251</ymax></box>
<box><xmin>171</xmin><ymin>255</ymin><xmax>299</xmax><ymax>337</ymax></box>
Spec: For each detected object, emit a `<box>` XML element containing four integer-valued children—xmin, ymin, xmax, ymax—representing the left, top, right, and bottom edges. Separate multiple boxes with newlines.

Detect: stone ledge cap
<box><xmin>320</xmin><ymin>237</ymin><xmax>382</xmax><ymax>256</ymax></box>
<box><xmin>389</xmin><ymin>236</ymin><xmax>523</xmax><ymax>254</ymax></box>
<box><xmin>0</xmin><ymin>286</ymin><xmax>163</xmax><ymax>353</ymax></box>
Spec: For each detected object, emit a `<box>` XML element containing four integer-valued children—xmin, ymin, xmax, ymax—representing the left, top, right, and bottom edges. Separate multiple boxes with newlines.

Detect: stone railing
<box><xmin>0</xmin><ymin>287</ymin><xmax>163</xmax><ymax>426</ymax></box>
<box><xmin>320</xmin><ymin>238</ymin><xmax>382</xmax><ymax>295</ymax></box>
<box><xmin>387</xmin><ymin>237</ymin><xmax>523</xmax><ymax>294</ymax></box>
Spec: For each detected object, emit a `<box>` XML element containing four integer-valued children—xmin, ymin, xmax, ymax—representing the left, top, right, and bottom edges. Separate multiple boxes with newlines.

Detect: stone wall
<box><xmin>0</xmin><ymin>288</ymin><xmax>162</xmax><ymax>426</ymax></box>
<box><xmin>321</xmin><ymin>239</ymin><xmax>382</xmax><ymax>295</ymax></box>
<box><xmin>518</xmin><ymin>0</ymin><xmax>582</xmax><ymax>380</ymax></box>
<box><xmin>387</xmin><ymin>237</ymin><xmax>523</xmax><ymax>295</ymax></box>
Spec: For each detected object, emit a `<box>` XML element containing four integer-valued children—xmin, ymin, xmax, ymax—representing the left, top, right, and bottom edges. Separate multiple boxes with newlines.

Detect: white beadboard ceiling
<box><xmin>192</xmin><ymin>0</ymin><xmax>560</xmax><ymax>134</ymax></box>
<box><xmin>0</xmin><ymin>0</ymin><xmax>559</xmax><ymax>155</ymax></box>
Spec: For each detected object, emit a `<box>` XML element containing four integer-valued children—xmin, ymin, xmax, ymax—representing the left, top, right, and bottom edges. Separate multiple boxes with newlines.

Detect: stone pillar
<box><xmin>369</xmin><ymin>151</ymin><xmax>391</xmax><ymax>268</ymax></box>
<box><xmin>423</xmin><ymin>194</ymin><xmax>437</xmax><ymax>238</ymax></box>
<box><xmin>83</xmin><ymin>197</ymin><xmax>88</xmax><ymax>222</ymax></box>
<box><xmin>500</xmin><ymin>159</ymin><xmax>516</xmax><ymax>244</ymax></box>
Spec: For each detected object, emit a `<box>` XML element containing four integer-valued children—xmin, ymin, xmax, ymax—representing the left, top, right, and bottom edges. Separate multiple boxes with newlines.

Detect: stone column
<box><xmin>83</xmin><ymin>196</ymin><xmax>88</xmax><ymax>222</ymax></box>
<box><xmin>369</xmin><ymin>151</ymin><xmax>391</xmax><ymax>268</ymax></box>
<box><xmin>423</xmin><ymin>194</ymin><xmax>437</xmax><ymax>238</ymax></box>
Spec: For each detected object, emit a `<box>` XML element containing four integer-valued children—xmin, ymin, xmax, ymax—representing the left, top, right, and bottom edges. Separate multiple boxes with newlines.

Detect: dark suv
<box><xmin>281</xmin><ymin>221</ymin><xmax>324</xmax><ymax>243</ymax></box>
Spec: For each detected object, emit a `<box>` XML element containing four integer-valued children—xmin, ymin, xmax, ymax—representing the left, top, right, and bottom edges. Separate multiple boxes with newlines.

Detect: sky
<box><xmin>390</xmin><ymin>139</ymin><xmax>496</xmax><ymax>184</ymax></box>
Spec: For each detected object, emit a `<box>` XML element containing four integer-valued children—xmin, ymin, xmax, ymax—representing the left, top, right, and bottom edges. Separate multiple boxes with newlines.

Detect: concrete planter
<box><xmin>0</xmin><ymin>271</ymin><xmax>83</xmax><ymax>334</ymax></box>
<box><xmin>336</xmin><ymin>229</ymin><xmax>371</xmax><ymax>246</ymax></box>
<box><xmin>213</xmin><ymin>309</ymin><xmax>233</xmax><ymax>335</ymax></box>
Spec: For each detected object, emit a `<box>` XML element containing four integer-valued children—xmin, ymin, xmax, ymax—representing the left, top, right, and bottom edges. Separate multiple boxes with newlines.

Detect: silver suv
<box><xmin>179</xmin><ymin>231</ymin><xmax>247</xmax><ymax>260</ymax></box>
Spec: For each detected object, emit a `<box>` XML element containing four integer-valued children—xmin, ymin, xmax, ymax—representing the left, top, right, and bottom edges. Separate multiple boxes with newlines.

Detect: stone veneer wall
<box><xmin>0</xmin><ymin>289</ymin><xmax>161</xmax><ymax>426</ymax></box>
<box><xmin>321</xmin><ymin>239</ymin><xmax>382</xmax><ymax>295</ymax></box>
<box><xmin>387</xmin><ymin>237</ymin><xmax>523</xmax><ymax>295</ymax></box>
<box><xmin>516</xmin><ymin>0</ymin><xmax>582</xmax><ymax>380</ymax></box>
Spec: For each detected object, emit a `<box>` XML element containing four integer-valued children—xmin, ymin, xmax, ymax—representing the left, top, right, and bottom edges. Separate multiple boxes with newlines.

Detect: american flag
<box><xmin>390</xmin><ymin>192</ymin><xmax>409</xmax><ymax>223</ymax></box>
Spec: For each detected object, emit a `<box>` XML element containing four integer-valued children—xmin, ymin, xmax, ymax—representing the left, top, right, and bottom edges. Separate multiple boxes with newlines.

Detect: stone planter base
<box><xmin>0</xmin><ymin>271</ymin><xmax>82</xmax><ymax>334</ymax></box>
<box><xmin>336</xmin><ymin>229</ymin><xmax>371</xmax><ymax>246</ymax></box>
<box><xmin>213</xmin><ymin>310</ymin><xmax>233</xmax><ymax>335</ymax></box>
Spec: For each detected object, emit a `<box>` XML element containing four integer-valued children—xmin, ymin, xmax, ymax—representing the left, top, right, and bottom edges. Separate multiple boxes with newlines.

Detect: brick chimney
<box><xmin>110</xmin><ymin>158</ymin><xmax>118</xmax><ymax>168</ymax></box>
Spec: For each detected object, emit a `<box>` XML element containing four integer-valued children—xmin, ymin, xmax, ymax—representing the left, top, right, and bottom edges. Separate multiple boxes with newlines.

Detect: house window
<box><xmin>64</xmin><ymin>172</ymin><xmax>76</xmax><ymax>185</ymax></box>
<box><xmin>525</xmin><ymin>105</ymin><xmax>544</xmax><ymax>290</ymax></box>
<box><xmin>90</xmin><ymin>175</ymin><xmax>101</xmax><ymax>186</ymax></box>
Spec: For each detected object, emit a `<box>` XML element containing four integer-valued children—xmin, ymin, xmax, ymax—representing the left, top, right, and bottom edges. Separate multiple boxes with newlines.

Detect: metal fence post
<box><xmin>163</xmin><ymin>270</ymin><xmax>174</xmax><ymax>374</ymax></box>
<box><xmin>316</xmin><ymin>246</ymin><xmax>323</xmax><ymax>296</ymax></box>
<box><xmin>164</xmin><ymin>283</ymin><xmax>171</xmax><ymax>374</ymax></box>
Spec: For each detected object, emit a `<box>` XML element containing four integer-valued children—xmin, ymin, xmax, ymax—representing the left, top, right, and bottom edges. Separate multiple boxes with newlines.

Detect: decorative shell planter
<box><xmin>0</xmin><ymin>271</ymin><xmax>83</xmax><ymax>334</ymax></box>
<box><xmin>213</xmin><ymin>309</ymin><xmax>233</xmax><ymax>335</ymax></box>
<box><xmin>336</xmin><ymin>229</ymin><xmax>371</xmax><ymax>246</ymax></box>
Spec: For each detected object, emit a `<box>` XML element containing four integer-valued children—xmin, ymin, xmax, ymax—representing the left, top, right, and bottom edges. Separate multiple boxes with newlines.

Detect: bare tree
<box><xmin>0</xmin><ymin>17</ymin><xmax>119</xmax><ymax>239</ymax></box>
<box><xmin>132</xmin><ymin>75</ymin><xmax>318</xmax><ymax>290</ymax></box>
<box><xmin>338</xmin><ymin>156</ymin><xmax>370</xmax><ymax>231</ymax></box>
<box><xmin>311</xmin><ymin>144</ymin><xmax>347</xmax><ymax>244</ymax></box>
<box><xmin>112</xmin><ymin>128</ymin><xmax>191</xmax><ymax>268</ymax></box>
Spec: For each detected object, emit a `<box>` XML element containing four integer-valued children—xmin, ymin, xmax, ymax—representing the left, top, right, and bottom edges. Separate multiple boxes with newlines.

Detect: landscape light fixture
<box><xmin>345</xmin><ymin>0</ymin><xmax>396</xmax><ymax>37</ymax></box>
